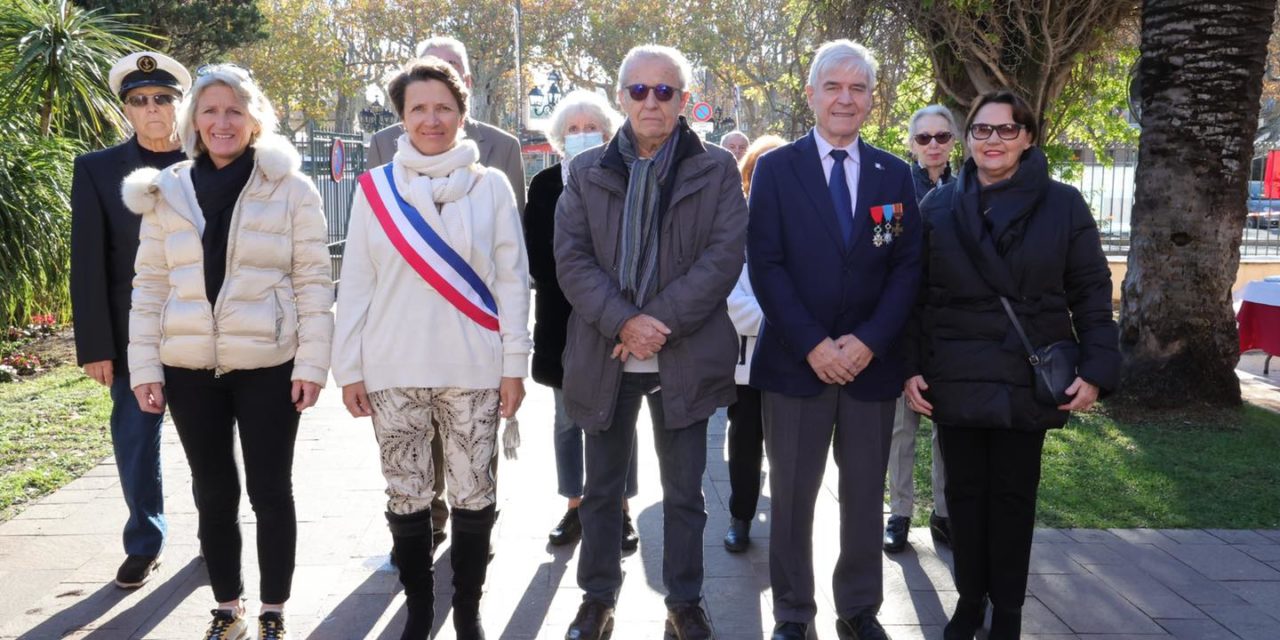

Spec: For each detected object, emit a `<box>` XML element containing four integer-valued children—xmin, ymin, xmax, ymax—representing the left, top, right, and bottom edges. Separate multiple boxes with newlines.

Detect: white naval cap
<box><xmin>109</xmin><ymin>51</ymin><xmax>192</xmax><ymax>99</ymax></box>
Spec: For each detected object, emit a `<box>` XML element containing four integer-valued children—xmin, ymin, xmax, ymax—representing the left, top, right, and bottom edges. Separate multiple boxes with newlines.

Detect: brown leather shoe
<box><xmin>565</xmin><ymin>600</ymin><xmax>614</xmax><ymax>640</ymax></box>
<box><xmin>665</xmin><ymin>603</ymin><xmax>714</xmax><ymax>640</ymax></box>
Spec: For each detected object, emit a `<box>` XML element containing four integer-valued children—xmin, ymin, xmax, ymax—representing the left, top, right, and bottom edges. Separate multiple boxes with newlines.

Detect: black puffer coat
<box><xmin>523</xmin><ymin>163</ymin><xmax>570</xmax><ymax>388</ymax></box>
<box><xmin>904</xmin><ymin>147</ymin><xmax>1120</xmax><ymax>430</ymax></box>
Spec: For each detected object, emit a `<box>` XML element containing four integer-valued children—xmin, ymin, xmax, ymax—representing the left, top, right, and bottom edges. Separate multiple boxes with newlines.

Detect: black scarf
<box><xmin>192</xmin><ymin>149</ymin><xmax>255</xmax><ymax>304</ymax></box>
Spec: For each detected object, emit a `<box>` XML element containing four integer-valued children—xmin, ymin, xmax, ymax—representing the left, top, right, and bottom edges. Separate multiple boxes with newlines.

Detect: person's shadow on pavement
<box><xmin>17</xmin><ymin>556</ymin><xmax>202</xmax><ymax>640</ymax></box>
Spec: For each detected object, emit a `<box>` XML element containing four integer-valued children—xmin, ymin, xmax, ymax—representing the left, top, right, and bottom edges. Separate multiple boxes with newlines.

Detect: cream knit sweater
<box><xmin>331</xmin><ymin>136</ymin><xmax>531</xmax><ymax>392</ymax></box>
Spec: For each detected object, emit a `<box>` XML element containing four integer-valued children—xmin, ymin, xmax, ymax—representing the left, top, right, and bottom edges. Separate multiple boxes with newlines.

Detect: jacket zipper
<box><xmin>209</xmin><ymin>163</ymin><xmax>256</xmax><ymax>378</ymax></box>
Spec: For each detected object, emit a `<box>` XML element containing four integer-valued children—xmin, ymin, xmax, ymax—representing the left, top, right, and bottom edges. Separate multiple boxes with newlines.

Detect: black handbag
<box><xmin>999</xmin><ymin>296</ymin><xmax>1080</xmax><ymax>406</ymax></box>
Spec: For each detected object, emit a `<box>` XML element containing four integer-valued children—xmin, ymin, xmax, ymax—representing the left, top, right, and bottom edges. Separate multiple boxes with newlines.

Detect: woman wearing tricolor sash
<box><xmin>331</xmin><ymin>58</ymin><xmax>531</xmax><ymax>640</ymax></box>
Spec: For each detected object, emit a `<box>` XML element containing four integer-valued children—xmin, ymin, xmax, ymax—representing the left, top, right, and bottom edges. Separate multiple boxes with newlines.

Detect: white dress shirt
<box><xmin>814</xmin><ymin>131</ymin><xmax>861</xmax><ymax>225</ymax></box>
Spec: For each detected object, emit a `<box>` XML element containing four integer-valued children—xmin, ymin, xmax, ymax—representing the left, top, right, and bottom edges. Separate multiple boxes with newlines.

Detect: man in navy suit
<box><xmin>747</xmin><ymin>40</ymin><xmax>922</xmax><ymax>640</ymax></box>
<box><xmin>70</xmin><ymin>51</ymin><xmax>190</xmax><ymax>589</ymax></box>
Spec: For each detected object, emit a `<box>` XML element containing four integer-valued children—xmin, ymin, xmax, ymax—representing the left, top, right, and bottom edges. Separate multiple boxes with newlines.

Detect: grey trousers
<box><xmin>578</xmin><ymin>373</ymin><xmax>708</xmax><ymax>607</ymax></box>
<box><xmin>763</xmin><ymin>386</ymin><xmax>895</xmax><ymax>622</ymax></box>
<box><xmin>886</xmin><ymin>395</ymin><xmax>948</xmax><ymax>518</ymax></box>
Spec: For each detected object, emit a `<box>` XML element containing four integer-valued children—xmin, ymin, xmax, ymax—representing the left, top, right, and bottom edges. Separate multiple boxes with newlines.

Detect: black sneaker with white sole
<box><xmin>114</xmin><ymin>554</ymin><xmax>160</xmax><ymax>588</ymax></box>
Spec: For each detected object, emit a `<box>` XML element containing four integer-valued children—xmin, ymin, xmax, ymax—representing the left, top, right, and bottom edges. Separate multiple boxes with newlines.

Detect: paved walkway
<box><xmin>2</xmin><ymin>376</ymin><xmax>1280</xmax><ymax>639</ymax></box>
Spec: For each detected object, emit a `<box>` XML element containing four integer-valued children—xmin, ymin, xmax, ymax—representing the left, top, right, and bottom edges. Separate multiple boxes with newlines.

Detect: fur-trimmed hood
<box><xmin>122</xmin><ymin>133</ymin><xmax>301</xmax><ymax>216</ymax></box>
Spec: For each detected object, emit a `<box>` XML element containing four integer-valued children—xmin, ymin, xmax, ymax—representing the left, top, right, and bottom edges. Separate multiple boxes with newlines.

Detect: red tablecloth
<box><xmin>1238</xmin><ymin>300</ymin><xmax>1280</xmax><ymax>355</ymax></box>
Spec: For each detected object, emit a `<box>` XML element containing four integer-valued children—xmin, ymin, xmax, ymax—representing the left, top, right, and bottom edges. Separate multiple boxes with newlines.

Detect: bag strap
<box><xmin>998</xmin><ymin>295</ymin><xmax>1041</xmax><ymax>365</ymax></box>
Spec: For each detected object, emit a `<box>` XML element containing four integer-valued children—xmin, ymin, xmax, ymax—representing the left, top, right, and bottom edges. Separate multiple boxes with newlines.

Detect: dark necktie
<box><xmin>829</xmin><ymin>149</ymin><xmax>854</xmax><ymax>246</ymax></box>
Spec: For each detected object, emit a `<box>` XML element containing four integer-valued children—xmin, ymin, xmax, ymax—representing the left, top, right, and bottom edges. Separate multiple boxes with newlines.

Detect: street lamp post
<box><xmin>359</xmin><ymin>99</ymin><xmax>396</xmax><ymax>133</ymax></box>
<box><xmin>529</xmin><ymin>70</ymin><xmax>564</xmax><ymax>119</ymax></box>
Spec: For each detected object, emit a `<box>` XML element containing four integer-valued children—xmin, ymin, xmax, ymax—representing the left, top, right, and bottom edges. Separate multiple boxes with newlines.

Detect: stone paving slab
<box><xmin>1</xmin><ymin>375</ymin><xmax>1279</xmax><ymax>639</ymax></box>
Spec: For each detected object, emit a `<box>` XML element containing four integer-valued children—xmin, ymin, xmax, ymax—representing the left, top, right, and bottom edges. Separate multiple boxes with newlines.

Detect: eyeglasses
<box><xmin>124</xmin><ymin>93</ymin><xmax>178</xmax><ymax>108</ymax></box>
<box><xmin>195</xmin><ymin>63</ymin><xmax>254</xmax><ymax>79</ymax></box>
<box><xmin>912</xmin><ymin>131</ymin><xmax>953</xmax><ymax>146</ymax></box>
<box><xmin>625</xmin><ymin>83</ymin><xmax>679</xmax><ymax>102</ymax></box>
<box><xmin>968</xmin><ymin>123</ymin><xmax>1026</xmax><ymax>140</ymax></box>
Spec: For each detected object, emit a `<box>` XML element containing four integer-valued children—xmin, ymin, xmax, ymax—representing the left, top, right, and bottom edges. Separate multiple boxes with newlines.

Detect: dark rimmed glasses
<box><xmin>968</xmin><ymin>123</ymin><xmax>1026</xmax><ymax>140</ymax></box>
<box><xmin>124</xmin><ymin>93</ymin><xmax>178</xmax><ymax>108</ymax></box>
<box><xmin>912</xmin><ymin>131</ymin><xmax>953</xmax><ymax>146</ymax></box>
<box><xmin>624</xmin><ymin>83</ymin><xmax>679</xmax><ymax>102</ymax></box>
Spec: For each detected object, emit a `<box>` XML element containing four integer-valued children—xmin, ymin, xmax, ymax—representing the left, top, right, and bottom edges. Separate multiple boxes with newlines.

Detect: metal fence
<box><xmin>1061</xmin><ymin>160</ymin><xmax>1280</xmax><ymax>257</ymax></box>
<box><xmin>293</xmin><ymin>122</ymin><xmax>366</xmax><ymax>282</ymax></box>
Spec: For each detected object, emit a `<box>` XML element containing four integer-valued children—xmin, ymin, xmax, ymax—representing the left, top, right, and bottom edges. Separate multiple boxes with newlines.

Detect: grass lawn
<box><xmin>0</xmin><ymin>365</ymin><xmax>113</xmax><ymax>521</ymax></box>
<box><xmin>907</xmin><ymin>403</ymin><xmax>1280</xmax><ymax>529</ymax></box>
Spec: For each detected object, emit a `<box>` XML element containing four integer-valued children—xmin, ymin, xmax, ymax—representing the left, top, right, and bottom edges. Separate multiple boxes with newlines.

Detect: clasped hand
<box><xmin>612</xmin><ymin>314</ymin><xmax>671</xmax><ymax>362</ymax></box>
<box><xmin>807</xmin><ymin>334</ymin><xmax>873</xmax><ymax>385</ymax></box>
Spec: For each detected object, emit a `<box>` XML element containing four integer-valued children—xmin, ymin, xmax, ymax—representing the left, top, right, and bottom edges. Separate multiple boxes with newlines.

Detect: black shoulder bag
<box><xmin>998</xmin><ymin>296</ymin><xmax>1079</xmax><ymax>406</ymax></box>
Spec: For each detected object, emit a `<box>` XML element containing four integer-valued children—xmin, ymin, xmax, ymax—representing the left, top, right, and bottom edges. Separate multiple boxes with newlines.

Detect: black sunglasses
<box><xmin>968</xmin><ymin>123</ymin><xmax>1026</xmax><ymax>140</ymax></box>
<box><xmin>913</xmin><ymin>131</ymin><xmax>953</xmax><ymax>146</ymax></box>
<box><xmin>124</xmin><ymin>93</ymin><xmax>178</xmax><ymax>108</ymax></box>
<box><xmin>625</xmin><ymin>83</ymin><xmax>679</xmax><ymax>102</ymax></box>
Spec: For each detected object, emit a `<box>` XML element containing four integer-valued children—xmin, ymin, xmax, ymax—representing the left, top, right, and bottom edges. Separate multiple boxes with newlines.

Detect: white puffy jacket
<box><xmin>123</xmin><ymin>134</ymin><xmax>334</xmax><ymax>387</ymax></box>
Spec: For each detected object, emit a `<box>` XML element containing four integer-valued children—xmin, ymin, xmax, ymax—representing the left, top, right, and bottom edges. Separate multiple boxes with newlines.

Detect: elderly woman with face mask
<box><xmin>123</xmin><ymin>63</ymin><xmax>334</xmax><ymax>640</ymax></box>
<box><xmin>332</xmin><ymin>58</ymin><xmax>531</xmax><ymax>640</ymax></box>
<box><xmin>523</xmin><ymin>91</ymin><xmax>644</xmax><ymax>550</ymax></box>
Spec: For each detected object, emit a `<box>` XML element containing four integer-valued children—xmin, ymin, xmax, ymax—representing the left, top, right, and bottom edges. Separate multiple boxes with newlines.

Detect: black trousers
<box><xmin>164</xmin><ymin>362</ymin><xmax>300</xmax><ymax>604</ymax></box>
<box><xmin>725</xmin><ymin>384</ymin><xmax>764</xmax><ymax>521</ymax></box>
<box><xmin>937</xmin><ymin>424</ymin><xmax>1047</xmax><ymax>613</ymax></box>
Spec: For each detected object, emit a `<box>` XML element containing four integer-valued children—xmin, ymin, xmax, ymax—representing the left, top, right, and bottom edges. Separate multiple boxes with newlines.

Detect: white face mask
<box><xmin>563</xmin><ymin>131</ymin><xmax>604</xmax><ymax>159</ymax></box>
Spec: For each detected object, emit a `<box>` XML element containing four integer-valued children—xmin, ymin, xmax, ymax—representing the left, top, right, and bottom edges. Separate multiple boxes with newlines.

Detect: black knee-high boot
<box><xmin>386</xmin><ymin>510</ymin><xmax>435</xmax><ymax>640</ymax></box>
<box><xmin>943</xmin><ymin>595</ymin><xmax>988</xmax><ymax>640</ymax></box>
<box><xmin>450</xmin><ymin>504</ymin><xmax>495</xmax><ymax>640</ymax></box>
<box><xmin>988</xmin><ymin>606</ymin><xmax>1022</xmax><ymax>640</ymax></box>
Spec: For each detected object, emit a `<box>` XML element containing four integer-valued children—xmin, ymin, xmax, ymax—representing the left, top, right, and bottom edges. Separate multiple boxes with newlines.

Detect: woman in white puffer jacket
<box><xmin>122</xmin><ymin>63</ymin><xmax>332</xmax><ymax>640</ymax></box>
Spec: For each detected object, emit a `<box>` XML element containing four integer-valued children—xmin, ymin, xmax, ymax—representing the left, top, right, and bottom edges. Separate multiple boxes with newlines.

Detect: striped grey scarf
<box><xmin>616</xmin><ymin>122</ymin><xmax>680</xmax><ymax>306</ymax></box>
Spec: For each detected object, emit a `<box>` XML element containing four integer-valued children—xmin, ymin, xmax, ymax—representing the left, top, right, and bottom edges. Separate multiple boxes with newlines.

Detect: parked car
<box><xmin>1247</xmin><ymin>180</ymin><xmax>1280</xmax><ymax>229</ymax></box>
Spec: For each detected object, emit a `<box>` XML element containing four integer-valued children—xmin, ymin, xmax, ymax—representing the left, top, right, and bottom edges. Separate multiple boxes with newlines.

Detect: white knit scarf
<box><xmin>392</xmin><ymin>134</ymin><xmax>483</xmax><ymax>259</ymax></box>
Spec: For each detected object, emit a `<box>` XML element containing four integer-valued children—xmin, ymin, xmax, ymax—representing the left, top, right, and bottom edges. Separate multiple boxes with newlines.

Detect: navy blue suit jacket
<box><xmin>747</xmin><ymin>131</ymin><xmax>923</xmax><ymax>400</ymax></box>
<box><xmin>70</xmin><ymin>138</ymin><xmax>185</xmax><ymax>369</ymax></box>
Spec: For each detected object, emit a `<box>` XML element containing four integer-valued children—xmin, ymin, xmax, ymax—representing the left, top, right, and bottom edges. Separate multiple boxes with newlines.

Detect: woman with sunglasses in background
<box><xmin>883</xmin><ymin>104</ymin><xmax>961</xmax><ymax>555</ymax></box>
<box><xmin>123</xmin><ymin>63</ymin><xmax>334</xmax><ymax>640</ymax></box>
<box><xmin>902</xmin><ymin>90</ymin><xmax>1119</xmax><ymax>639</ymax></box>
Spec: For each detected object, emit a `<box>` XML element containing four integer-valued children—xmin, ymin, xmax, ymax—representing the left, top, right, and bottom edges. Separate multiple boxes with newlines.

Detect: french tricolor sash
<box><xmin>358</xmin><ymin>164</ymin><xmax>500</xmax><ymax>332</ymax></box>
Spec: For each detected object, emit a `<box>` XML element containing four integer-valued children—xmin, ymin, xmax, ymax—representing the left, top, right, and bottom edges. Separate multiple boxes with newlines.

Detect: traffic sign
<box><xmin>691</xmin><ymin>101</ymin><xmax>713</xmax><ymax>122</ymax></box>
<box><xmin>330</xmin><ymin>138</ymin><xmax>346</xmax><ymax>182</ymax></box>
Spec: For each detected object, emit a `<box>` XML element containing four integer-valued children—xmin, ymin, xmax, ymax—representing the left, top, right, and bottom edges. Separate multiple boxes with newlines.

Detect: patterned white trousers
<box><xmin>368</xmin><ymin>387</ymin><xmax>499</xmax><ymax>515</ymax></box>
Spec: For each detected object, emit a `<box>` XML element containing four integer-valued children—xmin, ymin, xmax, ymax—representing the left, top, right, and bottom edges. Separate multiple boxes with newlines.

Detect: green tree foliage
<box><xmin>0</xmin><ymin>0</ymin><xmax>143</xmax><ymax>323</ymax></box>
<box><xmin>0</xmin><ymin>0</ymin><xmax>147</xmax><ymax>145</ymax></box>
<box><xmin>0</xmin><ymin>126</ymin><xmax>79</xmax><ymax>324</ymax></box>
<box><xmin>232</xmin><ymin>0</ymin><xmax>357</xmax><ymax>133</ymax></box>
<box><xmin>73</xmin><ymin>0</ymin><xmax>266</xmax><ymax>67</ymax></box>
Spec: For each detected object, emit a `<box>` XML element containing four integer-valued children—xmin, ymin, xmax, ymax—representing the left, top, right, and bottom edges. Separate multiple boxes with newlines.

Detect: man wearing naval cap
<box><xmin>70</xmin><ymin>50</ymin><xmax>190</xmax><ymax>590</ymax></box>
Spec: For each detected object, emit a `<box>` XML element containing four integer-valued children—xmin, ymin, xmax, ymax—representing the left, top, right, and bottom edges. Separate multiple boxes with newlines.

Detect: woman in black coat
<box><xmin>903</xmin><ymin>91</ymin><xmax>1120</xmax><ymax>640</ymax></box>
<box><xmin>523</xmin><ymin>90</ymin><xmax>640</xmax><ymax>549</ymax></box>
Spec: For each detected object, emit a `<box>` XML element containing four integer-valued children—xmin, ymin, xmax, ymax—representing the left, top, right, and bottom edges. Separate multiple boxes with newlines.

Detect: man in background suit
<box><xmin>70</xmin><ymin>50</ymin><xmax>191</xmax><ymax>590</ymax></box>
<box><xmin>747</xmin><ymin>40</ymin><xmax>922</xmax><ymax>640</ymax></box>
<box><xmin>365</xmin><ymin>35</ymin><xmax>526</xmax><ymax>546</ymax></box>
<box><xmin>366</xmin><ymin>36</ymin><xmax>526</xmax><ymax>211</ymax></box>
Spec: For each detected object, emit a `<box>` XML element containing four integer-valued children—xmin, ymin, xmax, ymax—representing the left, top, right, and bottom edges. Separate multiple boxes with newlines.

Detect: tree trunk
<box><xmin>1119</xmin><ymin>0</ymin><xmax>1276</xmax><ymax>406</ymax></box>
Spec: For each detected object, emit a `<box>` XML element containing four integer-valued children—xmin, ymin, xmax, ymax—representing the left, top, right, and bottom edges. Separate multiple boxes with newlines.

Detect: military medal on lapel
<box><xmin>882</xmin><ymin>204</ymin><xmax>895</xmax><ymax>244</ymax></box>
<box><xmin>870</xmin><ymin>205</ymin><xmax>885</xmax><ymax>247</ymax></box>
<box><xmin>891</xmin><ymin>203</ymin><xmax>904</xmax><ymax>237</ymax></box>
